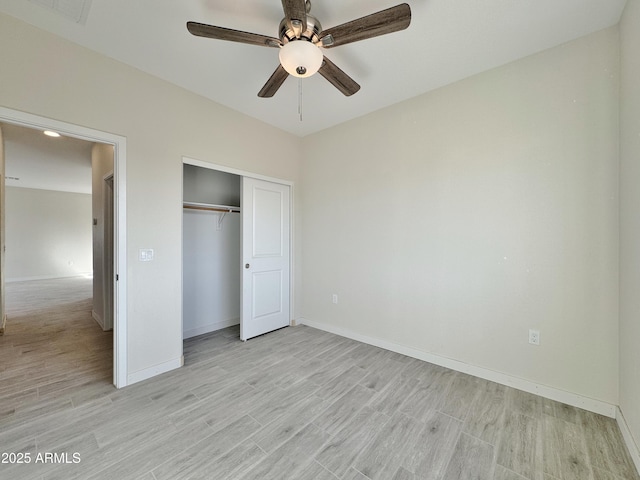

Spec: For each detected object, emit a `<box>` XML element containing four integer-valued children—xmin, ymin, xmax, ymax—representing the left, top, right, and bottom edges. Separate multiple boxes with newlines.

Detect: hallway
<box><xmin>0</xmin><ymin>276</ymin><xmax>113</xmax><ymax>423</ymax></box>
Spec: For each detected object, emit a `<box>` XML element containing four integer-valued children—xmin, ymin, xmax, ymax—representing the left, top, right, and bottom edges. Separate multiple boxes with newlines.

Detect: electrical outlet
<box><xmin>332</xmin><ymin>294</ymin><xmax>338</xmax><ymax>304</ymax></box>
<box><xmin>529</xmin><ymin>329</ymin><xmax>540</xmax><ymax>346</ymax></box>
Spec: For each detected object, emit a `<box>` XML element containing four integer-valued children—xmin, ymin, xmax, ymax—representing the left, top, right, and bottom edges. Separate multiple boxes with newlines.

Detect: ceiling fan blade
<box><xmin>281</xmin><ymin>0</ymin><xmax>307</xmax><ymax>37</ymax></box>
<box><xmin>258</xmin><ymin>64</ymin><xmax>290</xmax><ymax>98</ymax></box>
<box><xmin>319</xmin><ymin>3</ymin><xmax>411</xmax><ymax>48</ymax></box>
<box><xmin>318</xmin><ymin>56</ymin><xmax>361</xmax><ymax>96</ymax></box>
<box><xmin>187</xmin><ymin>22</ymin><xmax>282</xmax><ymax>48</ymax></box>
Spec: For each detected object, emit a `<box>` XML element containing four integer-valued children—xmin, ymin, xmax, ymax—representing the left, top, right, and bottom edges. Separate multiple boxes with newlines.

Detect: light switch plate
<box><xmin>139</xmin><ymin>249</ymin><xmax>154</xmax><ymax>262</ymax></box>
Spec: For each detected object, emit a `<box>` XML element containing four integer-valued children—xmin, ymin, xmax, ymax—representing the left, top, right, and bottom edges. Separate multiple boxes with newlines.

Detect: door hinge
<box><xmin>116</xmin><ymin>274</ymin><xmax>119</xmax><ymax>281</ymax></box>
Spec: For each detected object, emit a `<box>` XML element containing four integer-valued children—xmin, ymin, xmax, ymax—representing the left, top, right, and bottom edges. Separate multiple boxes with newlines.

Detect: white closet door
<box><xmin>241</xmin><ymin>177</ymin><xmax>290</xmax><ymax>341</ymax></box>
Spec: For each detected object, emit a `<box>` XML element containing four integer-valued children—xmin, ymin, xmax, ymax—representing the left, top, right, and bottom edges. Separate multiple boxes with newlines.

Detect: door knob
<box><xmin>245</xmin><ymin>263</ymin><xmax>250</xmax><ymax>269</ymax></box>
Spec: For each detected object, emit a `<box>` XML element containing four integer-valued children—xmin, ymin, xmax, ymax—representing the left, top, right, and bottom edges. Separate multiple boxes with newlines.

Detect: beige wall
<box><xmin>620</xmin><ymin>0</ymin><xmax>640</xmax><ymax>456</ymax></box>
<box><xmin>0</xmin><ymin>12</ymin><xmax>301</xmax><ymax>378</ymax></box>
<box><xmin>4</xmin><ymin>187</ymin><xmax>92</xmax><ymax>280</ymax></box>
<box><xmin>301</xmin><ymin>27</ymin><xmax>620</xmax><ymax>405</ymax></box>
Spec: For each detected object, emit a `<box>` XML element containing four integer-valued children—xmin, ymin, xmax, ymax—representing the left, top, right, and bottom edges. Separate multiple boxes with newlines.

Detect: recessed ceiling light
<box><xmin>44</xmin><ymin>130</ymin><xmax>61</xmax><ymax>137</ymax></box>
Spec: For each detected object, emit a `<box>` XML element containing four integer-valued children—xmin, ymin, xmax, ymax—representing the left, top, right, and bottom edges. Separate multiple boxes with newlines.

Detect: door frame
<box><xmin>181</xmin><ymin>156</ymin><xmax>295</xmax><ymax>337</ymax></box>
<box><xmin>0</xmin><ymin>106</ymin><xmax>128</xmax><ymax>388</ymax></box>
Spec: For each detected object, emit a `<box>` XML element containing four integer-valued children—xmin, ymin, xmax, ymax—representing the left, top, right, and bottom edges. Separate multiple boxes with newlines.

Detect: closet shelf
<box><xmin>183</xmin><ymin>202</ymin><xmax>240</xmax><ymax>229</ymax></box>
<box><xmin>183</xmin><ymin>202</ymin><xmax>241</xmax><ymax>214</ymax></box>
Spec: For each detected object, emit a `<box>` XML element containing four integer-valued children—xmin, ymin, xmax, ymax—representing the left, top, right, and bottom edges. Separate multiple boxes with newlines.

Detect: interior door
<box><xmin>241</xmin><ymin>177</ymin><xmax>290</xmax><ymax>341</ymax></box>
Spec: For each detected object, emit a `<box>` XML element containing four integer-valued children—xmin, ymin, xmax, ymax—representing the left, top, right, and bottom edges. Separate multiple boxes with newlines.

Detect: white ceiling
<box><xmin>2</xmin><ymin>123</ymin><xmax>93</xmax><ymax>194</ymax></box>
<box><xmin>0</xmin><ymin>0</ymin><xmax>628</xmax><ymax>137</ymax></box>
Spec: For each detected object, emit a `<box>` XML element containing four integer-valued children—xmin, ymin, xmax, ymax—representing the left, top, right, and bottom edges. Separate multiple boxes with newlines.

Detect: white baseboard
<box><xmin>91</xmin><ymin>310</ymin><xmax>104</xmax><ymax>329</ymax></box>
<box><xmin>6</xmin><ymin>273</ymin><xmax>93</xmax><ymax>283</ymax></box>
<box><xmin>127</xmin><ymin>357</ymin><xmax>182</xmax><ymax>386</ymax></box>
<box><xmin>297</xmin><ymin>317</ymin><xmax>617</xmax><ymax>418</ymax></box>
<box><xmin>183</xmin><ymin>318</ymin><xmax>239</xmax><ymax>339</ymax></box>
<box><xmin>617</xmin><ymin>407</ymin><xmax>640</xmax><ymax>475</ymax></box>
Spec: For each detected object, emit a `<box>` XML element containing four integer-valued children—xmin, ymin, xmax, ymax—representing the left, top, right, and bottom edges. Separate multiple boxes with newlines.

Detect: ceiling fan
<box><xmin>187</xmin><ymin>1</ymin><xmax>411</xmax><ymax>98</ymax></box>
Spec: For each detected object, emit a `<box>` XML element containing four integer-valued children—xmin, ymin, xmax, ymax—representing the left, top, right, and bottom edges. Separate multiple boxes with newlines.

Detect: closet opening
<box><xmin>182</xmin><ymin>164</ymin><xmax>241</xmax><ymax>340</ymax></box>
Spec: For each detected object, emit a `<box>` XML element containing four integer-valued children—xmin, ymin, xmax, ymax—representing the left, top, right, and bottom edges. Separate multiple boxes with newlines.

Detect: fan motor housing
<box><xmin>279</xmin><ymin>15</ymin><xmax>322</xmax><ymax>44</ymax></box>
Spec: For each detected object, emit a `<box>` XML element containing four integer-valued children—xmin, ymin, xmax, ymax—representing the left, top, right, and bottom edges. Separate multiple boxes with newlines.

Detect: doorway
<box><xmin>181</xmin><ymin>157</ymin><xmax>293</xmax><ymax>344</ymax></box>
<box><xmin>0</xmin><ymin>107</ymin><xmax>127</xmax><ymax>387</ymax></box>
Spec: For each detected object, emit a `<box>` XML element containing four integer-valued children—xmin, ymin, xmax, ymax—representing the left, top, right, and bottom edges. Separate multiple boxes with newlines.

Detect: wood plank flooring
<box><xmin>0</xmin><ymin>277</ymin><xmax>638</xmax><ymax>480</ymax></box>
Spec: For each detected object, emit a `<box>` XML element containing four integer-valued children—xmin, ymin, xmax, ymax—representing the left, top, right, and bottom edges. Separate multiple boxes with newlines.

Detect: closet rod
<box><xmin>183</xmin><ymin>202</ymin><xmax>240</xmax><ymax>214</ymax></box>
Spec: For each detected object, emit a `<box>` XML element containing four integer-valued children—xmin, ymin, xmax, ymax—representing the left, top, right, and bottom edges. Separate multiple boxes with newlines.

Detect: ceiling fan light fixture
<box><xmin>279</xmin><ymin>40</ymin><xmax>323</xmax><ymax>78</ymax></box>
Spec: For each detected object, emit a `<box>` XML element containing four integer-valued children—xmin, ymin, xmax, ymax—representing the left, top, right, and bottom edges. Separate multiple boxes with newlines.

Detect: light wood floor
<box><xmin>0</xmin><ymin>278</ymin><xmax>638</xmax><ymax>480</ymax></box>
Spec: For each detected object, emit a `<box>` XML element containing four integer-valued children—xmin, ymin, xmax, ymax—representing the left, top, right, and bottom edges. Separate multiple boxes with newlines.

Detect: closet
<box><xmin>182</xmin><ymin>164</ymin><xmax>241</xmax><ymax>339</ymax></box>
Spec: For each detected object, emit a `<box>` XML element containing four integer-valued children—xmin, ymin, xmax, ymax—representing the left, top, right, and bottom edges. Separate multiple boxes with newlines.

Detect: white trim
<box><xmin>617</xmin><ymin>407</ymin><xmax>640</xmax><ymax>475</ymax></box>
<box><xmin>127</xmin><ymin>357</ymin><xmax>183</xmax><ymax>386</ymax></box>
<box><xmin>182</xmin><ymin>157</ymin><xmax>294</xmax><ymax>187</ymax></box>
<box><xmin>298</xmin><ymin>317</ymin><xmax>618</xmax><ymax>418</ymax></box>
<box><xmin>183</xmin><ymin>318</ymin><xmax>239</xmax><ymax>339</ymax></box>
<box><xmin>113</xmin><ymin>136</ymin><xmax>127</xmax><ymax>388</ymax></box>
<box><xmin>0</xmin><ymin>107</ymin><xmax>122</xmax><ymax>145</ymax></box>
<box><xmin>289</xmin><ymin>182</ymin><xmax>296</xmax><ymax>326</ymax></box>
<box><xmin>6</xmin><ymin>273</ymin><xmax>93</xmax><ymax>283</ymax></box>
<box><xmin>91</xmin><ymin>309</ymin><xmax>104</xmax><ymax>329</ymax></box>
<box><xmin>0</xmin><ymin>106</ymin><xmax>128</xmax><ymax>389</ymax></box>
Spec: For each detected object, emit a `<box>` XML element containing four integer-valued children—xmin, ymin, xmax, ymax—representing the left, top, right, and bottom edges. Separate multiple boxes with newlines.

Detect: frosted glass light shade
<box><xmin>278</xmin><ymin>40</ymin><xmax>323</xmax><ymax>78</ymax></box>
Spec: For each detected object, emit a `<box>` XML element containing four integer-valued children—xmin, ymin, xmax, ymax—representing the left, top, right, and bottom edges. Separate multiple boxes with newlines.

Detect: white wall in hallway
<box><xmin>619</xmin><ymin>0</ymin><xmax>640</xmax><ymax>464</ymax></box>
<box><xmin>5</xmin><ymin>186</ymin><xmax>92</xmax><ymax>281</ymax></box>
<box><xmin>91</xmin><ymin>142</ymin><xmax>114</xmax><ymax>328</ymax></box>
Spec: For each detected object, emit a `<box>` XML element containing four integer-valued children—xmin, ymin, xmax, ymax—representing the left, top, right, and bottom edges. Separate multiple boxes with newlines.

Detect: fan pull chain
<box><xmin>298</xmin><ymin>78</ymin><xmax>303</xmax><ymax>122</ymax></box>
